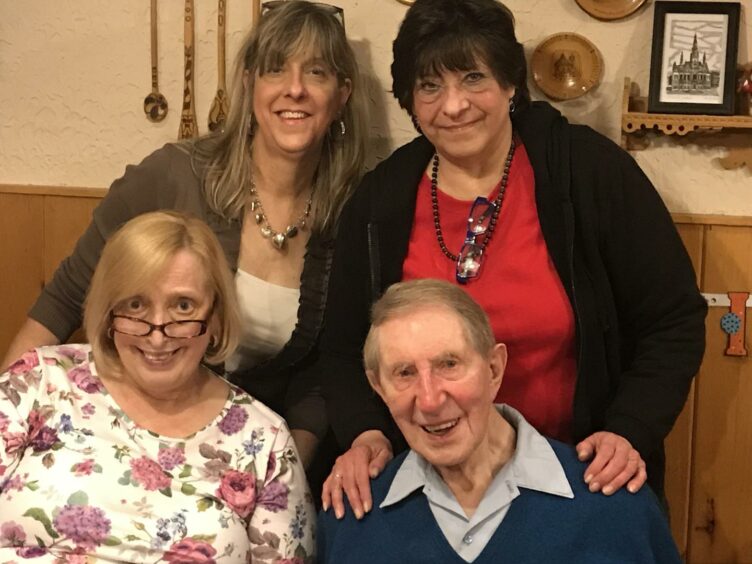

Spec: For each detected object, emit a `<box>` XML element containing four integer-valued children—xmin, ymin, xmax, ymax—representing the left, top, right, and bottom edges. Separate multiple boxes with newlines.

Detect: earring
<box><xmin>411</xmin><ymin>115</ymin><xmax>423</xmax><ymax>134</ymax></box>
<box><xmin>509</xmin><ymin>97</ymin><xmax>516</xmax><ymax>115</ymax></box>
<box><xmin>339</xmin><ymin>119</ymin><xmax>346</xmax><ymax>137</ymax></box>
<box><xmin>107</xmin><ymin>327</ymin><xmax>114</xmax><ymax>339</ymax></box>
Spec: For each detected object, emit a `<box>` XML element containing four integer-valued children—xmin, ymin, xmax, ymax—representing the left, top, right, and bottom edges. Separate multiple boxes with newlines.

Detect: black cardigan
<box><xmin>319</xmin><ymin>102</ymin><xmax>707</xmax><ymax>495</ymax></box>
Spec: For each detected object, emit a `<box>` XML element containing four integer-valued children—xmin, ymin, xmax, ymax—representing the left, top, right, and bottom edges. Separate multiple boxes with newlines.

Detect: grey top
<box><xmin>29</xmin><ymin>143</ymin><xmax>333</xmax><ymax>437</ymax></box>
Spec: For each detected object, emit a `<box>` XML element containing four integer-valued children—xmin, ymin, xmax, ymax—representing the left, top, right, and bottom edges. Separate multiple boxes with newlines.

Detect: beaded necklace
<box><xmin>430</xmin><ymin>137</ymin><xmax>516</xmax><ymax>262</ymax></box>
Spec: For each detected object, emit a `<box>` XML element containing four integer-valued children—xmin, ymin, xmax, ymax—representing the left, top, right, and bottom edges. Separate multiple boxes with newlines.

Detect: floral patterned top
<box><xmin>0</xmin><ymin>345</ymin><xmax>315</xmax><ymax>563</ymax></box>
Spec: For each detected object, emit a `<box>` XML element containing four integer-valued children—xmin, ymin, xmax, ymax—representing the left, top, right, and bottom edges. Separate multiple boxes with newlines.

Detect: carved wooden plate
<box><xmin>530</xmin><ymin>32</ymin><xmax>604</xmax><ymax>101</ymax></box>
<box><xmin>575</xmin><ymin>0</ymin><xmax>647</xmax><ymax>21</ymax></box>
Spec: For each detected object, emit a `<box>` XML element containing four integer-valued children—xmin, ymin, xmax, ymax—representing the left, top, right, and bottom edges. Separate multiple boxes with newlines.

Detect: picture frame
<box><xmin>648</xmin><ymin>1</ymin><xmax>741</xmax><ymax>115</ymax></box>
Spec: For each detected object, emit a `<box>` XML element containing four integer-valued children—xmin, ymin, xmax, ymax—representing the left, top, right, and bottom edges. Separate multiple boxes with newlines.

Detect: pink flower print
<box><xmin>7</xmin><ymin>350</ymin><xmax>39</xmax><ymax>374</ymax></box>
<box><xmin>16</xmin><ymin>546</ymin><xmax>47</xmax><ymax>558</ymax></box>
<box><xmin>257</xmin><ymin>479</ymin><xmax>289</xmax><ymax>513</ymax></box>
<box><xmin>216</xmin><ymin>469</ymin><xmax>256</xmax><ymax>518</ymax></box>
<box><xmin>218</xmin><ymin>405</ymin><xmax>249</xmax><ymax>435</ymax></box>
<box><xmin>130</xmin><ymin>456</ymin><xmax>171</xmax><ymax>491</ymax></box>
<box><xmin>0</xmin><ymin>412</ymin><xmax>9</xmax><ymax>434</ymax></box>
<box><xmin>81</xmin><ymin>403</ymin><xmax>95</xmax><ymax>418</ymax></box>
<box><xmin>68</xmin><ymin>364</ymin><xmax>103</xmax><ymax>394</ymax></box>
<box><xmin>264</xmin><ymin>451</ymin><xmax>277</xmax><ymax>482</ymax></box>
<box><xmin>1</xmin><ymin>521</ymin><xmax>27</xmax><ymax>545</ymax></box>
<box><xmin>72</xmin><ymin>459</ymin><xmax>95</xmax><ymax>476</ymax></box>
<box><xmin>27</xmin><ymin>410</ymin><xmax>48</xmax><ymax>437</ymax></box>
<box><xmin>30</xmin><ymin>426</ymin><xmax>58</xmax><ymax>452</ymax></box>
<box><xmin>3</xmin><ymin>432</ymin><xmax>26</xmax><ymax>455</ymax></box>
<box><xmin>163</xmin><ymin>537</ymin><xmax>217</xmax><ymax>564</ymax></box>
<box><xmin>158</xmin><ymin>446</ymin><xmax>186</xmax><ymax>471</ymax></box>
<box><xmin>52</xmin><ymin>505</ymin><xmax>111</xmax><ymax>549</ymax></box>
<box><xmin>56</xmin><ymin>346</ymin><xmax>89</xmax><ymax>363</ymax></box>
<box><xmin>63</xmin><ymin>549</ymin><xmax>88</xmax><ymax>564</ymax></box>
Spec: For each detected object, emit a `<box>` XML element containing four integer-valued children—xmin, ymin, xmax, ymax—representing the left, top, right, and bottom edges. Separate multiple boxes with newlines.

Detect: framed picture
<box><xmin>648</xmin><ymin>1</ymin><xmax>741</xmax><ymax>115</ymax></box>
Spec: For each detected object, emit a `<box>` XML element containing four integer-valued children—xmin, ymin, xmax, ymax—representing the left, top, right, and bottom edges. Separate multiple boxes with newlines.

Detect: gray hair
<box><xmin>363</xmin><ymin>279</ymin><xmax>495</xmax><ymax>377</ymax></box>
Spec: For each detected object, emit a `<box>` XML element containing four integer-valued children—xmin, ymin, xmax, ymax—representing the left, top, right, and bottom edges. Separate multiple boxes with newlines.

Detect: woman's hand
<box><xmin>576</xmin><ymin>431</ymin><xmax>647</xmax><ymax>495</ymax></box>
<box><xmin>321</xmin><ymin>430</ymin><xmax>393</xmax><ymax>519</ymax></box>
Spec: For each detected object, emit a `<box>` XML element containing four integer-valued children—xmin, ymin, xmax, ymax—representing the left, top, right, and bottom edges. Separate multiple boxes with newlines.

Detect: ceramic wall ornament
<box><xmin>531</xmin><ymin>32</ymin><xmax>604</xmax><ymax>101</ymax></box>
<box><xmin>575</xmin><ymin>0</ymin><xmax>648</xmax><ymax>21</ymax></box>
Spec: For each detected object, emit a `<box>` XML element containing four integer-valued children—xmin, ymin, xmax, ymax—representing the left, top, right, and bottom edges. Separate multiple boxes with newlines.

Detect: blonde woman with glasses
<box><xmin>3</xmin><ymin>1</ymin><xmax>367</xmax><ymax>474</ymax></box>
<box><xmin>0</xmin><ymin>211</ymin><xmax>315</xmax><ymax>562</ymax></box>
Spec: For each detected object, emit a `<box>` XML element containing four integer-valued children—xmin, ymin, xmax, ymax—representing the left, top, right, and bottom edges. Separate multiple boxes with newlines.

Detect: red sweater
<box><xmin>402</xmin><ymin>144</ymin><xmax>576</xmax><ymax>442</ymax></box>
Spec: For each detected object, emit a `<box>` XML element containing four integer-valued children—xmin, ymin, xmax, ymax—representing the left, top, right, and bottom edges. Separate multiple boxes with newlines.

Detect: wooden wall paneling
<box><xmin>664</xmin><ymin>222</ymin><xmax>704</xmax><ymax>557</ymax></box>
<box><xmin>688</xmin><ymin>225</ymin><xmax>752</xmax><ymax>563</ymax></box>
<box><xmin>43</xmin><ymin>195</ymin><xmax>101</xmax><ymax>343</ymax></box>
<box><xmin>0</xmin><ymin>193</ymin><xmax>44</xmax><ymax>359</ymax></box>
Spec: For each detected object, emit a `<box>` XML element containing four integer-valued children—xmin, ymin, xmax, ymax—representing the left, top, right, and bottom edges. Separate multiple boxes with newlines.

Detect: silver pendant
<box><xmin>255</xmin><ymin>212</ymin><xmax>264</xmax><ymax>225</ymax></box>
<box><xmin>285</xmin><ymin>225</ymin><xmax>298</xmax><ymax>238</ymax></box>
<box><xmin>260</xmin><ymin>226</ymin><xmax>273</xmax><ymax>238</ymax></box>
<box><xmin>272</xmin><ymin>233</ymin><xmax>286</xmax><ymax>249</ymax></box>
<box><xmin>250</xmin><ymin>201</ymin><xmax>259</xmax><ymax>212</ymax></box>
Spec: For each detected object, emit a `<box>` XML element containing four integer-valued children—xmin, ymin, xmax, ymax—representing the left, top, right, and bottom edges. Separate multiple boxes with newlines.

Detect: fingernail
<box><xmin>589</xmin><ymin>482</ymin><xmax>600</xmax><ymax>493</ymax></box>
<box><xmin>628</xmin><ymin>485</ymin><xmax>637</xmax><ymax>494</ymax></box>
<box><xmin>322</xmin><ymin>502</ymin><xmax>329</xmax><ymax>511</ymax></box>
<box><xmin>602</xmin><ymin>486</ymin><xmax>613</xmax><ymax>495</ymax></box>
<box><xmin>354</xmin><ymin>509</ymin><xmax>363</xmax><ymax>520</ymax></box>
<box><xmin>369</xmin><ymin>467</ymin><xmax>378</xmax><ymax>478</ymax></box>
<box><xmin>577</xmin><ymin>450</ymin><xmax>585</xmax><ymax>459</ymax></box>
<box><xmin>335</xmin><ymin>509</ymin><xmax>344</xmax><ymax>519</ymax></box>
<box><xmin>584</xmin><ymin>474</ymin><xmax>593</xmax><ymax>484</ymax></box>
<box><xmin>364</xmin><ymin>501</ymin><xmax>372</xmax><ymax>513</ymax></box>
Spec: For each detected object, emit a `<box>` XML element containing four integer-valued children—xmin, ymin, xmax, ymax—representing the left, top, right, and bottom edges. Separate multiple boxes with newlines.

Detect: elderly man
<box><xmin>318</xmin><ymin>279</ymin><xmax>680</xmax><ymax>564</ymax></box>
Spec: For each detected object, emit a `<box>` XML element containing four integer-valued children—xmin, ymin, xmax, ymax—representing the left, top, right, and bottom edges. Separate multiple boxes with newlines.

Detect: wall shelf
<box><xmin>620</xmin><ymin>78</ymin><xmax>752</xmax><ymax>172</ymax></box>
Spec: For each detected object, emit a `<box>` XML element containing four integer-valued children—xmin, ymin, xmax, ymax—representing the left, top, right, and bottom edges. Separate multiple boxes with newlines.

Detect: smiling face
<box><xmin>369</xmin><ymin>305</ymin><xmax>506</xmax><ymax>472</ymax></box>
<box><xmin>412</xmin><ymin>61</ymin><xmax>515</xmax><ymax>166</ymax></box>
<box><xmin>250</xmin><ymin>50</ymin><xmax>351</xmax><ymax>162</ymax></box>
<box><xmin>111</xmin><ymin>250</ymin><xmax>216</xmax><ymax>397</ymax></box>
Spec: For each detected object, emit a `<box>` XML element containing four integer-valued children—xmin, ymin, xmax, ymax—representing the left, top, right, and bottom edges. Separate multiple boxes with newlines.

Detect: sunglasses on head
<box><xmin>261</xmin><ymin>1</ymin><xmax>345</xmax><ymax>29</ymax></box>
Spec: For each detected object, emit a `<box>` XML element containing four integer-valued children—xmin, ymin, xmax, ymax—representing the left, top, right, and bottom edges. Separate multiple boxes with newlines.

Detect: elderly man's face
<box><xmin>369</xmin><ymin>305</ymin><xmax>506</xmax><ymax>471</ymax></box>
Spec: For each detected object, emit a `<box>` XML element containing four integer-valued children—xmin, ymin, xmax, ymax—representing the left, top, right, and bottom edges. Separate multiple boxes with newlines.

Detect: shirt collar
<box><xmin>380</xmin><ymin>404</ymin><xmax>573</xmax><ymax>510</ymax></box>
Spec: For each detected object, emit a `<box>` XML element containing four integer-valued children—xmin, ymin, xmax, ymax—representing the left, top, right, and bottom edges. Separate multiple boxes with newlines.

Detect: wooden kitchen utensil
<box><xmin>208</xmin><ymin>0</ymin><xmax>229</xmax><ymax>132</ymax></box>
<box><xmin>144</xmin><ymin>0</ymin><xmax>168</xmax><ymax>122</ymax></box>
<box><xmin>179</xmin><ymin>0</ymin><xmax>198</xmax><ymax>139</ymax></box>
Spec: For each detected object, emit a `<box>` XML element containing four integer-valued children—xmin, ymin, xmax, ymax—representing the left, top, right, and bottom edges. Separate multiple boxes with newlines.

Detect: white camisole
<box><xmin>224</xmin><ymin>268</ymin><xmax>300</xmax><ymax>372</ymax></box>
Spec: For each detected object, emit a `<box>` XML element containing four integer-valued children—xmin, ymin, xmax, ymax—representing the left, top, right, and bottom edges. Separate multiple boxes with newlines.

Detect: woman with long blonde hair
<box><xmin>4</xmin><ymin>1</ymin><xmax>367</xmax><ymax>473</ymax></box>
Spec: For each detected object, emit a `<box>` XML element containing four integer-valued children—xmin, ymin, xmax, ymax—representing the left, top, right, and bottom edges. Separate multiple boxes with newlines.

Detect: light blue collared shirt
<box><xmin>380</xmin><ymin>404</ymin><xmax>574</xmax><ymax>563</ymax></box>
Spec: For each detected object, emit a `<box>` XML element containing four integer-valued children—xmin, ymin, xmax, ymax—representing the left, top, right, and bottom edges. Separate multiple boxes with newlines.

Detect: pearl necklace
<box><xmin>430</xmin><ymin>137</ymin><xmax>516</xmax><ymax>262</ymax></box>
<box><xmin>249</xmin><ymin>181</ymin><xmax>312</xmax><ymax>250</ymax></box>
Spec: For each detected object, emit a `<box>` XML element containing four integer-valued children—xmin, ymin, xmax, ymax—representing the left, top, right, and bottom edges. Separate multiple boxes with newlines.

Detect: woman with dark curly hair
<box><xmin>319</xmin><ymin>0</ymin><xmax>705</xmax><ymax>520</ymax></box>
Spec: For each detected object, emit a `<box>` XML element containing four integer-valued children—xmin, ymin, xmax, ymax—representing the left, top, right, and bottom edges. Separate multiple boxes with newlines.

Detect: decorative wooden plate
<box><xmin>575</xmin><ymin>0</ymin><xmax>647</xmax><ymax>21</ymax></box>
<box><xmin>530</xmin><ymin>32</ymin><xmax>604</xmax><ymax>101</ymax></box>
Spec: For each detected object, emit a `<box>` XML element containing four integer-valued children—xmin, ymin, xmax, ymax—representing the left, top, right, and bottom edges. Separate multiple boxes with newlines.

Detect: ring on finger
<box><xmin>334</xmin><ymin>472</ymin><xmax>343</xmax><ymax>480</ymax></box>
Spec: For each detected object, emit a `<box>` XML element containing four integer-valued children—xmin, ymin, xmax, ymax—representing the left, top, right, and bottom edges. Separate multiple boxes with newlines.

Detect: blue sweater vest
<box><xmin>317</xmin><ymin>440</ymin><xmax>681</xmax><ymax>563</ymax></box>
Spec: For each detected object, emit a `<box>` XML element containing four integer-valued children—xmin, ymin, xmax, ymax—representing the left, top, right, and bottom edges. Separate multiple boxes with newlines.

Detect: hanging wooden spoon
<box><xmin>208</xmin><ymin>0</ymin><xmax>229</xmax><ymax>132</ymax></box>
<box><xmin>144</xmin><ymin>0</ymin><xmax>168</xmax><ymax>122</ymax></box>
<box><xmin>252</xmin><ymin>0</ymin><xmax>261</xmax><ymax>26</ymax></box>
<box><xmin>178</xmin><ymin>0</ymin><xmax>198</xmax><ymax>139</ymax></box>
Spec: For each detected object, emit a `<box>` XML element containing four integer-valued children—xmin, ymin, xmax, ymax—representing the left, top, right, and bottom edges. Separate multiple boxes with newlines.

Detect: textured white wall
<box><xmin>0</xmin><ymin>0</ymin><xmax>750</xmax><ymax>214</ymax></box>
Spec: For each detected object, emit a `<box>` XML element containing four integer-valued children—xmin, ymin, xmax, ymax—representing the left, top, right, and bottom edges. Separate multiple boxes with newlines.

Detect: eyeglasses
<box><xmin>110</xmin><ymin>313</ymin><xmax>210</xmax><ymax>339</ymax></box>
<box><xmin>456</xmin><ymin>197</ymin><xmax>497</xmax><ymax>284</ymax></box>
<box><xmin>261</xmin><ymin>1</ymin><xmax>345</xmax><ymax>28</ymax></box>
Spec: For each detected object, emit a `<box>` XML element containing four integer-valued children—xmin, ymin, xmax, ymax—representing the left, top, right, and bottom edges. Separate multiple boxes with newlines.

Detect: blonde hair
<box><xmin>363</xmin><ymin>279</ymin><xmax>495</xmax><ymax>378</ymax></box>
<box><xmin>84</xmin><ymin>211</ymin><xmax>240</xmax><ymax>376</ymax></box>
<box><xmin>191</xmin><ymin>1</ymin><xmax>367</xmax><ymax>235</ymax></box>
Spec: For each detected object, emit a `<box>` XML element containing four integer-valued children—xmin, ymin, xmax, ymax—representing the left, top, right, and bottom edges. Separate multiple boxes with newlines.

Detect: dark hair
<box><xmin>391</xmin><ymin>0</ymin><xmax>529</xmax><ymax>115</ymax></box>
